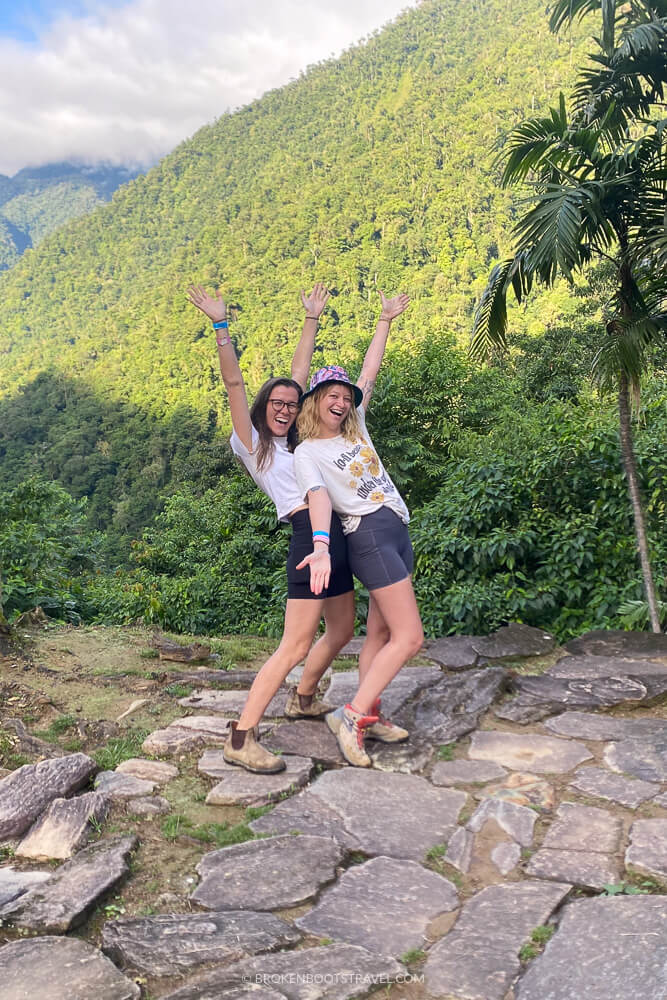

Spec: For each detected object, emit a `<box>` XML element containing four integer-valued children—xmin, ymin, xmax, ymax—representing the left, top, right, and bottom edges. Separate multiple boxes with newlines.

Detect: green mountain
<box><xmin>0</xmin><ymin>0</ymin><xmax>588</xmax><ymax>543</ymax></box>
<box><xmin>0</xmin><ymin>162</ymin><xmax>140</xmax><ymax>270</ymax></box>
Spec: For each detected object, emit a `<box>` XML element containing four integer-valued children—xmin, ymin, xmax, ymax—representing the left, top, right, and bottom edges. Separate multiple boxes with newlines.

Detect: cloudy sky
<box><xmin>0</xmin><ymin>0</ymin><xmax>417</xmax><ymax>176</ymax></box>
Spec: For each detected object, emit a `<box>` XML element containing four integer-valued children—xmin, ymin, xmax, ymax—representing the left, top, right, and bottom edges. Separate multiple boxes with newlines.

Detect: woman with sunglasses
<box><xmin>186</xmin><ymin>283</ymin><xmax>355</xmax><ymax>774</ymax></box>
<box><xmin>293</xmin><ymin>292</ymin><xmax>424</xmax><ymax>767</ymax></box>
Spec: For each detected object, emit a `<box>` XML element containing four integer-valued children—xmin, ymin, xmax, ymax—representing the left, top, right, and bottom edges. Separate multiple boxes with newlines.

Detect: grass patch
<box><xmin>33</xmin><ymin>713</ymin><xmax>78</xmax><ymax>743</ymax></box>
<box><xmin>161</xmin><ymin>811</ymin><xmax>261</xmax><ymax>847</ymax></box>
<box><xmin>425</xmin><ymin>843</ymin><xmax>448</xmax><ymax>862</ymax></box>
<box><xmin>0</xmin><ymin>731</ymin><xmax>29</xmax><ymax>769</ymax></box>
<box><xmin>401</xmin><ymin>949</ymin><xmax>426</xmax><ymax>965</ymax></box>
<box><xmin>140</xmin><ymin>648</ymin><xmax>159</xmax><ymax>659</ymax></box>
<box><xmin>92</xmin><ymin>730</ymin><xmax>149</xmax><ymax>770</ymax></box>
<box><xmin>164</xmin><ymin>683</ymin><xmax>193</xmax><ymax>698</ymax></box>
<box><xmin>436</xmin><ymin>744</ymin><xmax>455</xmax><ymax>761</ymax></box>
<box><xmin>519</xmin><ymin>924</ymin><xmax>555</xmax><ymax>962</ymax></box>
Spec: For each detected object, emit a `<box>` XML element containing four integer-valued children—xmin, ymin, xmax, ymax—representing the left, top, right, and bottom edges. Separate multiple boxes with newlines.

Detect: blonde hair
<box><xmin>297</xmin><ymin>385</ymin><xmax>363</xmax><ymax>443</ymax></box>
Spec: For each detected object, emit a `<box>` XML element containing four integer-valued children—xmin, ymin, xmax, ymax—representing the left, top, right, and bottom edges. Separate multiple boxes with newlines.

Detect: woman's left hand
<box><xmin>300</xmin><ymin>283</ymin><xmax>330</xmax><ymax>319</ymax></box>
<box><xmin>296</xmin><ymin>547</ymin><xmax>331</xmax><ymax>595</ymax></box>
<box><xmin>379</xmin><ymin>290</ymin><xmax>410</xmax><ymax>321</ymax></box>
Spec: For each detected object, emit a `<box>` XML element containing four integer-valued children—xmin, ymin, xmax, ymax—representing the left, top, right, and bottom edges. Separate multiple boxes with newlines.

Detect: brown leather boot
<box><xmin>223</xmin><ymin>721</ymin><xmax>286</xmax><ymax>774</ymax></box>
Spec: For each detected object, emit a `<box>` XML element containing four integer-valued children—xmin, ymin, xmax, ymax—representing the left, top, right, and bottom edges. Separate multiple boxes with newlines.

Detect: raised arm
<box><xmin>186</xmin><ymin>284</ymin><xmax>253</xmax><ymax>452</ymax></box>
<box><xmin>291</xmin><ymin>283</ymin><xmax>330</xmax><ymax>391</ymax></box>
<box><xmin>356</xmin><ymin>290</ymin><xmax>411</xmax><ymax>410</ymax></box>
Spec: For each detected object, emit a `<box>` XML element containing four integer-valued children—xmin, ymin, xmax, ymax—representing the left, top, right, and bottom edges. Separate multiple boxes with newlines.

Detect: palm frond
<box><xmin>470</xmin><ymin>255</ymin><xmax>533</xmax><ymax>362</ymax></box>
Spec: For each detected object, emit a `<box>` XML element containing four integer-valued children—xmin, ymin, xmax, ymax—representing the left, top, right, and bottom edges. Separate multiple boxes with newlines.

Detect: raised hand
<box><xmin>300</xmin><ymin>282</ymin><xmax>330</xmax><ymax>319</ymax></box>
<box><xmin>379</xmin><ymin>290</ymin><xmax>410</xmax><ymax>322</ymax></box>
<box><xmin>186</xmin><ymin>284</ymin><xmax>227</xmax><ymax>323</ymax></box>
<box><xmin>296</xmin><ymin>548</ymin><xmax>331</xmax><ymax>595</ymax></box>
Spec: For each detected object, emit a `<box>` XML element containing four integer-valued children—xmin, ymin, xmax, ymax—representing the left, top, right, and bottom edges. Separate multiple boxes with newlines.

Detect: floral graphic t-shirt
<box><xmin>294</xmin><ymin>407</ymin><xmax>409</xmax><ymax>535</ymax></box>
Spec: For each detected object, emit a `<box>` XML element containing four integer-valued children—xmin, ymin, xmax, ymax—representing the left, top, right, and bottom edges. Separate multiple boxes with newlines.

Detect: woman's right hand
<box><xmin>300</xmin><ymin>283</ymin><xmax>330</xmax><ymax>319</ymax></box>
<box><xmin>186</xmin><ymin>284</ymin><xmax>227</xmax><ymax>323</ymax></box>
<box><xmin>296</xmin><ymin>547</ymin><xmax>331</xmax><ymax>595</ymax></box>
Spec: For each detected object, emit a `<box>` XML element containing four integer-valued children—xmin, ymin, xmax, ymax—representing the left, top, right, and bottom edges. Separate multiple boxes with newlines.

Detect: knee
<box><xmin>323</xmin><ymin>621</ymin><xmax>355</xmax><ymax>651</ymax></box>
<box><xmin>277</xmin><ymin>636</ymin><xmax>313</xmax><ymax>665</ymax></box>
<box><xmin>397</xmin><ymin>625</ymin><xmax>424</xmax><ymax>660</ymax></box>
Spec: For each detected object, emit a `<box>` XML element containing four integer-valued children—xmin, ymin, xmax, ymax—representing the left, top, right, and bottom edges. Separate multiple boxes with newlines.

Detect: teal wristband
<box><xmin>212</xmin><ymin>320</ymin><xmax>228</xmax><ymax>330</ymax></box>
<box><xmin>312</xmin><ymin>531</ymin><xmax>330</xmax><ymax>539</ymax></box>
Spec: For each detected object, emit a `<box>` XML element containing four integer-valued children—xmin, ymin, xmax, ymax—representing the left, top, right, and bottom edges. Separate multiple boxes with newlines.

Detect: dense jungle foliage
<box><xmin>0</xmin><ymin>0</ymin><xmax>665</xmax><ymax>639</ymax></box>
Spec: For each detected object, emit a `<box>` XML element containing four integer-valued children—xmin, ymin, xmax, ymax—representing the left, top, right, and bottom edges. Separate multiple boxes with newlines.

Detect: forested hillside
<box><xmin>0</xmin><ymin>163</ymin><xmax>139</xmax><ymax>271</ymax></box>
<box><xmin>0</xmin><ymin>0</ymin><xmax>587</xmax><ymax>542</ymax></box>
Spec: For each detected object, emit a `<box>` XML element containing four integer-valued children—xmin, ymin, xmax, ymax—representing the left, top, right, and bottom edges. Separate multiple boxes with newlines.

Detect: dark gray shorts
<box><xmin>347</xmin><ymin>507</ymin><xmax>414</xmax><ymax>592</ymax></box>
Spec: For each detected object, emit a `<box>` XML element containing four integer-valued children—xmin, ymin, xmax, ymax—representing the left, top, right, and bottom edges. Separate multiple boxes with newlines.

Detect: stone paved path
<box><xmin>0</xmin><ymin>624</ymin><xmax>666</xmax><ymax>1000</ymax></box>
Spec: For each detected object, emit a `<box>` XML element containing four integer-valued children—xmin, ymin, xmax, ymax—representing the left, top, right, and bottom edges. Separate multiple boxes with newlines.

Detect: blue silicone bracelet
<box><xmin>212</xmin><ymin>320</ymin><xmax>228</xmax><ymax>330</ymax></box>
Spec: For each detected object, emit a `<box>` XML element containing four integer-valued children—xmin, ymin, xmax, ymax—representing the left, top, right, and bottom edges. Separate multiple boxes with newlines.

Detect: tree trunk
<box><xmin>618</xmin><ymin>373</ymin><xmax>662</xmax><ymax>632</ymax></box>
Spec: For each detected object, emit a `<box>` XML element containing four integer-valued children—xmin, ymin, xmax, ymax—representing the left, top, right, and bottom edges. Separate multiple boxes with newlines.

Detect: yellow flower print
<box><xmin>370</xmin><ymin>491</ymin><xmax>385</xmax><ymax>503</ymax></box>
<box><xmin>359</xmin><ymin>446</ymin><xmax>375</xmax><ymax>463</ymax></box>
<box><xmin>368</xmin><ymin>460</ymin><xmax>380</xmax><ymax>476</ymax></box>
<box><xmin>349</xmin><ymin>461</ymin><xmax>363</xmax><ymax>477</ymax></box>
<box><xmin>349</xmin><ymin>480</ymin><xmax>359</xmax><ymax>490</ymax></box>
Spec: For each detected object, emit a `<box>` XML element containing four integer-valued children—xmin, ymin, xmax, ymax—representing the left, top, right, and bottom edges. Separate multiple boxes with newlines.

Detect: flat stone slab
<box><xmin>425</xmin><ymin>880</ymin><xmax>570</xmax><ymax>1000</ymax></box>
<box><xmin>192</xmin><ymin>835</ymin><xmax>343</xmax><ymax>911</ymax></box>
<box><xmin>264</xmin><ymin>721</ymin><xmax>343</xmax><ymax>765</ymax></box>
<box><xmin>491</xmin><ymin>841</ymin><xmax>521</xmax><ymax>875</ymax></box>
<box><xmin>548</xmin><ymin>653</ymin><xmax>667</xmax><ymax>679</ymax></box>
<box><xmin>337</xmin><ymin>637</ymin><xmax>366</xmax><ymax>657</ymax></box>
<box><xmin>445</xmin><ymin>827</ymin><xmax>475</xmax><ymax>873</ymax></box>
<box><xmin>469</xmin><ymin>730</ymin><xmax>592</xmax><ymax>773</ymax></box>
<box><xmin>0</xmin><ymin>936</ymin><xmax>140</xmax><ymax>1000</ymax></box>
<box><xmin>248</xmin><ymin>792</ymin><xmax>363</xmax><ymax>850</ymax></box>
<box><xmin>327</xmin><ymin>666</ymin><xmax>442</xmax><ymax>719</ymax></box>
<box><xmin>431</xmin><ymin>760</ymin><xmax>508</xmax><ymax>786</ymax></box>
<box><xmin>95</xmin><ymin>771</ymin><xmax>156</xmax><ymax>798</ymax></box>
<box><xmin>526</xmin><ymin>849</ymin><xmax>621</xmax><ymax>889</ymax></box>
<box><xmin>297</xmin><ymin>856</ymin><xmax>458</xmax><ymax>956</ymax></box>
<box><xmin>179</xmin><ymin>690</ymin><xmax>288</xmax><ymax>717</ymax></box>
<box><xmin>475</xmin><ymin>772</ymin><xmax>556</xmax><ymax>811</ymax></box>
<box><xmin>563</xmin><ymin>629</ymin><xmax>667</xmax><ymax>660</ymax></box>
<box><xmin>395</xmin><ymin>667</ymin><xmax>508</xmax><ymax>746</ymax></box>
<box><xmin>160</xmin><ymin>943</ymin><xmax>404</xmax><ymax>1000</ymax></box>
<box><xmin>368</xmin><ymin>740</ymin><xmax>435</xmax><ymax>774</ymax></box>
<box><xmin>15</xmin><ymin>791</ymin><xmax>109</xmax><ymax>860</ymax></box>
<box><xmin>115</xmin><ymin>758</ymin><xmax>178</xmax><ymax>783</ymax></box>
<box><xmin>143</xmin><ymin>715</ymin><xmax>246</xmax><ymax>755</ymax></box>
<box><xmin>542</xmin><ymin>802</ymin><xmax>622</xmax><ymax>853</ymax></box>
<box><xmin>0</xmin><ymin>752</ymin><xmax>97</xmax><ymax>838</ymax></box>
<box><xmin>0</xmin><ymin>834</ymin><xmax>137</xmax><ymax>932</ymax></box>
<box><xmin>495</xmin><ymin>672</ymin><xmax>667</xmax><ymax>723</ymax></box>
<box><xmin>544</xmin><ymin>711</ymin><xmax>667</xmax><ymax>741</ymax></box>
<box><xmin>102</xmin><ymin>910</ymin><xmax>300</xmax><ymax>978</ymax></box>
<box><xmin>126</xmin><ymin>795</ymin><xmax>171</xmax><ymax>817</ymax></box>
<box><xmin>0</xmin><ymin>868</ymin><xmax>50</xmax><ymax>907</ymax></box>
<box><xmin>204</xmin><ymin>754</ymin><xmax>313</xmax><ymax>807</ymax></box>
<box><xmin>654</xmin><ymin>791</ymin><xmax>667</xmax><ymax>808</ymax></box>
<box><xmin>570</xmin><ymin>766</ymin><xmax>661</xmax><ymax>808</ymax></box>
<box><xmin>423</xmin><ymin>635</ymin><xmax>486</xmax><ymax>670</ymax></box>
<box><xmin>467</xmin><ymin>798</ymin><xmax>537</xmax><ymax>846</ymax></box>
<box><xmin>516</xmin><ymin>896</ymin><xmax>667</xmax><ymax>1000</ymax></box>
<box><xmin>625</xmin><ymin>818</ymin><xmax>667</xmax><ymax>880</ymax></box>
<box><xmin>471</xmin><ymin>623</ymin><xmax>555</xmax><ymax>660</ymax></box>
<box><xmin>604</xmin><ymin>736</ymin><xmax>667</xmax><ymax>782</ymax></box>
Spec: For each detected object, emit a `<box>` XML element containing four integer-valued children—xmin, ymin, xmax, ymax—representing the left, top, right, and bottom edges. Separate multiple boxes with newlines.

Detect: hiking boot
<box><xmin>331</xmin><ymin>703</ymin><xmax>378</xmax><ymax>768</ymax></box>
<box><xmin>284</xmin><ymin>686</ymin><xmax>333</xmax><ymax>719</ymax></box>
<box><xmin>365</xmin><ymin>698</ymin><xmax>409</xmax><ymax>743</ymax></box>
<box><xmin>223</xmin><ymin>721</ymin><xmax>286</xmax><ymax>774</ymax></box>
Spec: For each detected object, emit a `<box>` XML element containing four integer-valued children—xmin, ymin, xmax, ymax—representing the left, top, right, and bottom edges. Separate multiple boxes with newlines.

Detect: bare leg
<box><xmin>357</xmin><ymin>595</ymin><xmax>390</xmax><ymax>686</ymax></box>
<box><xmin>350</xmin><ymin>577</ymin><xmax>423</xmax><ymax>715</ymax></box>
<box><xmin>237</xmin><ymin>599</ymin><xmax>324</xmax><ymax>729</ymax></box>
<box><xmin>298</xmin><ymin>590</ymin><xmax>355</xmax><ymax>695</ymax></box>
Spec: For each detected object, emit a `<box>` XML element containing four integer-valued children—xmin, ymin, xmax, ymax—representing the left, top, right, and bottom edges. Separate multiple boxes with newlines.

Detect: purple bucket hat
<box><xmin>300</xmin><ymin>365</ymin><xmax>363</xmax><ymax>407</ymax></box>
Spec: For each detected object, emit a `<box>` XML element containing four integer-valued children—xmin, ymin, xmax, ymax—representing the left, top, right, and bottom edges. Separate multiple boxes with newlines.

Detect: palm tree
<box><xmin>471</xmin><ymin>0</ymin><xmax>666</xmax><ymax>632</ymax></box>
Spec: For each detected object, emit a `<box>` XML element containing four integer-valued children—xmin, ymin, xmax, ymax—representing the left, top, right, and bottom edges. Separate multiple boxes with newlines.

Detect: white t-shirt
<box><xmin>230</xmin><ymin>425</ymin><xmax>304</xmax><ymax>522</ymax></box>
<box><xmin>294</xmin><ymin>407</ymin><xmax>409</xmax><ymax>534</ymax></box>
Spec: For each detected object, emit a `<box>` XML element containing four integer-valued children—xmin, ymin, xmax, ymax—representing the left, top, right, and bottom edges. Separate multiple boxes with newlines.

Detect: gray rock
<box><xmin>467</xmin><ymin>798</ymin><xmax>537</xmax><ymax>846</ymax></box>
<box><xmin>337</xmin><ymin>638</ymin><xmax>366</xmax><ymax>657</ymax></box>
<box><xmin>368</xmin><ymin>741</ymin><xmax>435</xmax><ymax>774</ymax></box>
<box><xmin>308</xmin><ymin>769</ymin><xmax>467</xmax><ymax>860</ymax></box>
<box><xmin>0</xmin><ymin>936</ymin><xmax>140</xmax><ymax>1000</ymax></box>
<box><xmin>102</xmin><ymin>910</ymin><xmax>301</xmax><ymax>978</ymax></box>
<box><xmin>563</xmin><ymin>629</ymin><xmax>667</xmax><ymax>660</ymax></box>
<box><xmin>544</xmin><ymin>711</ymin><xmax>667</xmax><ymax>741</ymax></box>
<box><xmin>425</xmin><ymin>880</ymin><xmax>570</xmax><ymax>1000</ymax></box>
<box><xmin>445</xmin><ymin>827</ymin><xmax>475</xmax><ymax>873</ymax></box>
<box><xmin>604</xmin><ymin>736</ymin><xmax>667</xmax><ymax>782</ymax></box>
<box><xmin>654</xmin><ymin>791</ymin><xmax>667</xmax><ymax>808</ymax></box>
<box><xmin>431</xmin><ymin>760</ymin><xmax>508</xmax><ymax>786</ymax></box>
<box><xmin>159</xmin><ymin>943</ymin><xmax>404</xmax><ymax>1000</ymax></box>
<box><xmin>0</xmin><ymin>718</ymin><xmax>65</xmax><ymax>760</ymax></box>
<box><xmin>126</xmin><ymin>795</ymin><xmax>171</xmax><ymax>817</ymax></box>
<box><xmin>296</xmin><ymin>856</ymin><xmax>458</xmax><ymax>956</ymax></box>
<box><xmin>205</xmin><ymin>755</ymin><xmax>313</xmax><ymax>807</ymax></box>
<box><xmin>0</xmin><ymin>868</ymin><xmax>50</xmax><ymax>907</ymax></box>
<box><xmin>263</xmin><ymin>721</ymin><xmax>344</xmax><ymax>765</ymax></box>
<box><xmin>495</xmin><ymin>673</ymin><xmax>666</xmax><ymax>724</ymax></box>
<box><xmin>15</xmin><ymin>791</ymin><xmax>109</xmax><ymax>860</ymax></box>
<box><xmin>115</xmin><ymin>758</ymin><xmax>178</xmax><ymax>783</ymax></box>
<box><xmin>525</xmin><ymin>849</ymin><xmax>621</xmax><ymax>889</ymax></box>
<box><xmin>142</xmin><ymin>726</ymin><xmax>209</xmax><ymax>755</ymax></box>
<box><xmin>491</xmin><ymin>841</ymin><xmax>521</xmax><ymax>875</ymax></box>
<box><xmin>625</xmin><ymin>818</ymin><xmax>667</xmax><ymax>881</ymax></box>
<box><xmin>248</xmin><ymin>791</ymin><xmax>363</xmax><ymax>850</ymax></box>
<box><xmin>542</xmin><ymin>802</ymin><xmax>623</xmax><ymax>854</ymax></box>
<box><xmin>471</xmin><ymin>623</ymin><xmax>555</xmax><ymax>660</ymax></box>
<box><xmin>327</xmin><ymin>666</ymin><xmax>442</xmax><ymax>719</ymax></box>
<box><xmin>469</xmin><ymin>730</ymin><xmax>592</xmax><ymax>773</ymax></box>
<box><xmin>192</xmin><ymin>835</ymin><xmax>343</xmax><ymax>911</ymax></box>
<box><xmin>179</xmin><ymin>690</ymin><xmax>288</xmax><ymax>717</ymax></box>
<box><xmin>570</xmin><ymin>767</ymin><xmax>661</xmax><ymax>808</ymax></box>
<box><xmin>396</xmin><ymin>667</ymin><xmax>508</xmax><ymax>747</ymax></box>
<box><xmin>423</xmin><ymin>635</ymin><xmax>486</xmax><ymax>670</ymax></box>
<box><xmin>0</xmin><ymin>753</ymin><xmax>97</xmax><ymax>838</ymax></box>
<box><xmin>0</xmin><ymin>834</ymin><xmax>137</xmax><ymax>932</ymax></box>
<box><xmin>548</xmin><ymin>653</ymin><xmax>667</xmax><ymax>679</ymax></box>
<box><xmin>95</xmin><ymin>770</ymin><xmax>156</xmax><ymax>798</ymax></box>
<box><xmin>516</xmin><ymin>896</ymin><xmax>667</xmax><ymax>1000</ymax></box>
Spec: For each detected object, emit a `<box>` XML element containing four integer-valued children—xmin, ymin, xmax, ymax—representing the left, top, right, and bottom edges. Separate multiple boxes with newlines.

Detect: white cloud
<box><xmin>0</xmin><ymin>0</ymin><xmax>416</xmax><ymax>175</ymax></box>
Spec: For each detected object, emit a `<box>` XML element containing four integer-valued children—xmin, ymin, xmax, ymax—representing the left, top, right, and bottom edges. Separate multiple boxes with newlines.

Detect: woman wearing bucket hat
<box><xmin>186</xmin><ymin>282</ymin><xmax>355</xmax><ymax>774</ymax></box>
<box><xmin>294</xmin><ymin>291</ymin><xmax>424</xmax><ymax>767</ymax></box>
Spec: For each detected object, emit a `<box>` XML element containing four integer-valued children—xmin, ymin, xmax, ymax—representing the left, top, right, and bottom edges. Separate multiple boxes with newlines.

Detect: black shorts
<box><xmin>347</xmin><ymin>507</ymin><xmax>414</xmax><ymax>591</ymax></box>
<box><xmin>286</xmin><ymin>509</ymin><xmax>354</xmax><ymax>600</ymax></box>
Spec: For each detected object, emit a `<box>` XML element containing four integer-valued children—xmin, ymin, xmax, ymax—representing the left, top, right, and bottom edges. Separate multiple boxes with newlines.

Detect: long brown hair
<box><xmin>297</xmin><ymin>385</ymin><xmax>363</xmax><ymax>443</ymax></box>
<box><xmin>249</xmin><ymin>377</ymin><xmax>302</xmax><ymax>473</ymax></box>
